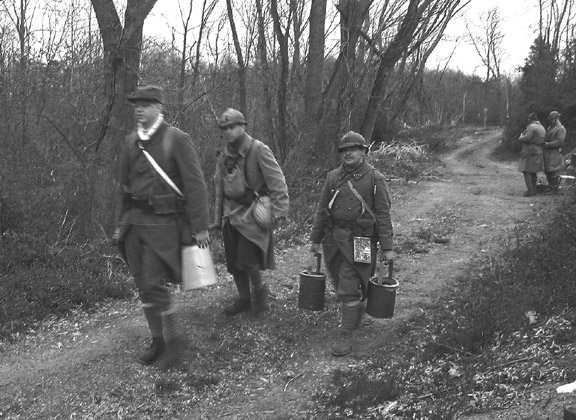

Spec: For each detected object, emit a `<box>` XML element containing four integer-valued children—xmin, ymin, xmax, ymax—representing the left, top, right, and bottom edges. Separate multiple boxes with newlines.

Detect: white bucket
<box><xmin>181</xmin><ymin>245</ymin><xmax>217</xmax><ymax>291</ymax></box>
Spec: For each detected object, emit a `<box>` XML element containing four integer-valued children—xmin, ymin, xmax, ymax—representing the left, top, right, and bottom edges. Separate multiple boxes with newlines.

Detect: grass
<box><xmin>3</xmin><ymin>125</ymin><xmax>576</xmax><ymax>418</ymax></box>
<box><xmin>315</xmin><ymin>188</ymin><xmax>576</xmax><ymax>418</ymax></box>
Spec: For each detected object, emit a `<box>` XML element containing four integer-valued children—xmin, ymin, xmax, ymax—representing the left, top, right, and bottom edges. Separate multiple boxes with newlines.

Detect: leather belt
<box><xmin>130</xmin><ymin>197</ymin><xmax>153</xmax><ymax>211</ymax></box>
<box><xmin>334</xmin><ymin>220</ymin><xmax>352</xmax><ymax>230</ymax></box>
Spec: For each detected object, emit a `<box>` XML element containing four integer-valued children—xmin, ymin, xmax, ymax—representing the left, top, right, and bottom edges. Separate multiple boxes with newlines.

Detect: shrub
<box><xmin>0</xmin><ymin>234</ymin><xmax>133</xmax><ymax>341</ymax></box>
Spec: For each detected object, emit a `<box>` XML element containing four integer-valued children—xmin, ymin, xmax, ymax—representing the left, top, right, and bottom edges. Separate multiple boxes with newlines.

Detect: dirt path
<box><xmin>0</xmin><ymin>127</ymin><xmax>560</xmax><ymax>419</ymax></box>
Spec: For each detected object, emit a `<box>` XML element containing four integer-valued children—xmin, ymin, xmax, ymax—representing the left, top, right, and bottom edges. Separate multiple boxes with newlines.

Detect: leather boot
<box><xmin>355</xmin><ymin>301</ymin><xmax>366</xmax><ymax>329</ymax></box>
<box><xmin>138</xmin><ymin>337</ymin><xmax>166</xmax><ymax>365</ymax></box>
<box><xmin>523</xmin><ymin>173</ymin><xmax>535</xmax><ymax>196</ymax></box>
<box><xmin>251</xmin><ymin>286</ymin><xmax>269</xmax><ymax>315</ymax></box>
<box><xmin>162</xmin><ymin>309</ymin><xmax>183</xmax><ymax>368</ymax></box>
<box><xmin>331</xmin><ymin>304</ymin><xmax>360</xmax><ymax>357</ymax></box>
<box><xmin>224</xmin><ymin>273</ymin><xmax>251</xmax><ymax>316</ymax></box>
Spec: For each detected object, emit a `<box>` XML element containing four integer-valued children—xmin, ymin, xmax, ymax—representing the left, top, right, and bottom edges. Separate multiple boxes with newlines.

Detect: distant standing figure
<box><xmin>211</xmin><ymin>108</ymin><xmax>289</xmax><ymax>316</ymax></box>
<box><xmin>543</xmin><ymin>110</ymin><xmax>566</xmax><ymax>195</ymax></box>
<box><xmin>518</xmin><ymin>112</ymin><xmax>545</xmax><ymax>197</ymax></box>
<box><xmin>309</xmin><ymin>131</ymin><xmax>394</xmax><ymax>357</ymax></box>
<box><xmin>114</xmin><ymin>85</ymin><xmax>210</xmax><ymax>366</ymax></box>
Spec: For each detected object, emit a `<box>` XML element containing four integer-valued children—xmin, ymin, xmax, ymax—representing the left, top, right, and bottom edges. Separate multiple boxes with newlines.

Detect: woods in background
<box><xmin>0</xmin><ymin>0</ymin><xmax>575</xmax><ymax>248</ymax></box>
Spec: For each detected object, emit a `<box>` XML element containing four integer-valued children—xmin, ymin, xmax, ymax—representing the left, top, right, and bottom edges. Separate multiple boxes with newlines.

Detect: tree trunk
<box><xmin>270</xmin><ymin>0</ymin><xmax>290</xmax><ymax>163</ymax></box>
<box><xmin>304</xmin><ymin>0</ymin><xmax>327</xmax><ymax>119</ymax></box>
<box><xmin>225</xmin><ymin>0</ymin><xmax>247</xmax><ymax>114</ymax></box>
<box><xmin>89</xmin><ymin>0</ymin><xmax>157</xmax><ymax>236</ymax></box>
<box><xmin>360</xmin><ymin>0</ymin><xmax>423</xmax><ymax>142</ymax></box>
<box><xmin>255</xmin><ymin>0</ymin><xmax>277</xmax><ymax>155</ymax></box>
<box><xmin>318</xmin><ymin>0</ymin><xmax>371</xmax><ymax>163</ymax></box>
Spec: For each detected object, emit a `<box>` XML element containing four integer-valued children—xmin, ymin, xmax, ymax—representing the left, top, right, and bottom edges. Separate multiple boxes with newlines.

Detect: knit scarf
<box><xmin>137</xmin><ymin>114</ymin><xmax>164</xmax><ymax>141</ymax></box>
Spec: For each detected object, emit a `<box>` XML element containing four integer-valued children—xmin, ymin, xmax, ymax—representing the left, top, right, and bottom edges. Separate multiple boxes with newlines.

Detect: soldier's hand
<box><xmin>111</xmin><ymin>228</ymin><xmax>121</xmax><ymax>247</ymax></box>
<box><xmin>380</xmin><ymin>249</ymin><xmax>394</xmax><ymax>263</ymax></box>
<box><xmin>310</xmin><ymin>243</ymin><xmax>321</xmax><ymax>254</ymax></box>
<box><xmin>209</xmin><ymin>222</ymin><xmax>221</xmax><ymax>231</ymax></box>
<box><xmin>195</xmin><ymin>230</ymin><xmax>210</xmax><ymax>248</ymax></box>
<box><xmin>273</xmin><ymin>216</ymin><xmax>287</xmax><ymax>229</ymax></box>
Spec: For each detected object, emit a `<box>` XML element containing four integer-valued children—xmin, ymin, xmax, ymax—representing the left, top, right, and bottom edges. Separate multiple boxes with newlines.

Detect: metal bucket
<box><xmin>366</xmin><ymin>261</ymin><xmax>398</xmax><ymax>319</ymax></box>
<box><xmin>181</xmin><ymin>245</ymin><xmax>218</xmax><ymax>291</ymax></box>
<box><xmin>565</xmin><ymin>405</ymin><xmax>576</xmax><ymax>420</ymax></box>
<box><xmin>298</xmin><ymin>253</ymin><xmax>326</xmax><ymax>311</ymax></box>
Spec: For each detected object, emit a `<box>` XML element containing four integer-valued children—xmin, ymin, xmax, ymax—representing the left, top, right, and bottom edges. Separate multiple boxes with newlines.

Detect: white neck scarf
<box><xmin>137</xmin><ymin>114</ymin><xmax>164</xmax><ymax>141</ymax></box>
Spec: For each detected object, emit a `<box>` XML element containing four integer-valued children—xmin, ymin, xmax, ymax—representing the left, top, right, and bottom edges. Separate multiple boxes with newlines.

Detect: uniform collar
<box><xmin>339</xmin><ymin>158</ymin><xmax>371</xmax><ymax>180</ymax></box>
<box><xmin>226</xmin><ymin>133</ymin><xmax>252</xmax><ymax>157</ymax></box>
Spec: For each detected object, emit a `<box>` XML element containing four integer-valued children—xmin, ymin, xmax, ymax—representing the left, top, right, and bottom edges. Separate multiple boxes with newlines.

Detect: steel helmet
<box><xmin>548</xmin><ymin>110</ymin><xmax>561</xmax><ymax>120</ymax></box>
<box><xmin>218</xmin><ymin>108</ymin><xmax>247</xmax><ymax>128</ymax></box>
<box><xmin>338</xmin><ymin>131</ymin><xmax>369</xmax><ymax>151</ymax></box>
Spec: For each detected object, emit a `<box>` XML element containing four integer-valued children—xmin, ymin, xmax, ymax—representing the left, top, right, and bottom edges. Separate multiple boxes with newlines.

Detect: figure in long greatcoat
<box><xmin>211</xmin><ymin>108</ymin><xmax>289</xmax><ymax>317</ymax></box>
<box><xmin>518</xmin><ymin>112</ymin><xmax>545</xmax><ymax>197</ymax></box>
<box><xmin>543</xmin><ymin>110</ymin><xmax>567</xmax><ymax>195</ymax></box>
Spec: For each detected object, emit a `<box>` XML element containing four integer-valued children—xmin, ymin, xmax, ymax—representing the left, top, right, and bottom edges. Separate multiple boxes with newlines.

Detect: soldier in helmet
<box><xmin>309</xmin><ymin>131</ymin><xmax>394</xmax><ymax>357</ymax></box>
<box><xmin>211</xmin><ymin>108</ymin><xmax>289</xmax><ymax>316</ymax></box>
<box><xmin>542</xmin><ymin>111</ymin><xmax>566</xmax><ymax>195</ymax></box>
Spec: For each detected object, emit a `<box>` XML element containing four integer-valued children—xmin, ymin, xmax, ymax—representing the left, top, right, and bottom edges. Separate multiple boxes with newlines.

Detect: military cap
<box><xmin>218</xmin><ymin>108</ymin><xmax>247</xmax><ymax>128</ymax></box>
<box><xmin>127</xmin><ymin>85</ymin><xmax>164</xmax><ymax>104</ymax></box>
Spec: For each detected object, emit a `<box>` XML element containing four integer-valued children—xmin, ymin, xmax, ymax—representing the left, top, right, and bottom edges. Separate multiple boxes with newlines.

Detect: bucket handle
<box><xmin>375</xmin><ymin>259</ymin><xmax>393</xmax><ymax>284</ymax></box>
<box><xmin>308</xmin><ymin>253</ymin><xmax>322</xmax><ymax>275</ymax></box>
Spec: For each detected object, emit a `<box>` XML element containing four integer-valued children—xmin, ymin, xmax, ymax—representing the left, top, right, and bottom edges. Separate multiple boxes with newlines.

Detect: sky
<box><xmin>144</xmin><ymin>0</ymin><xmax>542</xmax><ymax>78</ymax></box>
<box><xmin>430</xmin><ymin>0</ymin><xmax>540</xmax><ymax>77</ymax></box>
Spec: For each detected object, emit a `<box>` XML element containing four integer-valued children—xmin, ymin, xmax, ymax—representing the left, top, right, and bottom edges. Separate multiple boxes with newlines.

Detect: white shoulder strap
<box><xmin>138</xmin><ymin>135</ymin><xmax>184</xmax><ymax>197</ymax></box>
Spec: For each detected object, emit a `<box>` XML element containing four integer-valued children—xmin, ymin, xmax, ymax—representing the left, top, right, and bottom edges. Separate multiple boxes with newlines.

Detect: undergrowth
<box><xmin>317</xmin><ymin>189</ymin><xmax>576</xmax><ymax>418</ymax></box>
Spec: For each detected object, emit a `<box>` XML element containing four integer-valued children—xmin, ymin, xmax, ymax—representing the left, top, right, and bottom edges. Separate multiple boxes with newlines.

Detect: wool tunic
<box><xmin>115</xmin><ymin>123</ymin><xmax>210</xmax><ymax>284</ymax></box>
<box><xmin>310</xmin><ymin>159</ymin><xmax>393</xmax><ymax>298</ymax></box>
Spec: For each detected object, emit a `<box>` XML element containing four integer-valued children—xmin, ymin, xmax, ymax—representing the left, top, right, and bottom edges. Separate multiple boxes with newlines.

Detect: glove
<box><xmin>310</xmin><ymin>243</ymin><xmax>321</xmax><ymax>254</ymax></box>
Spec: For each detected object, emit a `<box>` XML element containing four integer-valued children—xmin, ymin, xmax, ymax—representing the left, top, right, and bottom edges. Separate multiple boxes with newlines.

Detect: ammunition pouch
<box><xmin>353</xmin><ymin>217</ymin><xmax>375</xmax><ymax>237</ymax></box>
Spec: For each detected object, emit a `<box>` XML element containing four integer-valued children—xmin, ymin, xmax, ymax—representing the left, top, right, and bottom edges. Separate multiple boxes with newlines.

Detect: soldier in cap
<box><xmin>518</xmin><ymin>112</ymin><xmax>545</xmax><ymax>197</ymax></box>
<box><xmin>309</xmin><ymin>131</ymin><xmax>394</xmax><ymax>357</ymax></box>
<box><xmin>211</xmin><ymin>108</ymin><xmax>289</xmax><ymax>316</ymax></box>
<box><xmin>542</xmin><ymin>111</ymin><xmax>566</xmax><ymax>195</ymax></box>
<box><xmin>113</xmin><ymin>85</ymin><xmax>210</xmax><ymax>366</ymax></box>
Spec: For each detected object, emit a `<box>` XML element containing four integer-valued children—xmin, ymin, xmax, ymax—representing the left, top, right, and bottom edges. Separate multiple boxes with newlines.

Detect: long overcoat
<box><xmin>213</xmin><ymin>134</ymin><xmax>289</xmax><ymax>270</ymax></box>
<box><xmin>310</xmin><ymin>159</ymin><xmax>393</xmax><ymax>290</ymax></box>
<box><xmin>115</xmin><ymin>123</ymin><xmax>210</xmax><ymax>283</ymax></box>
<box><xmin>543</xmin><ymin>123</ymin><xmax>567</xmax><ymax>173</ymax></box>
<box><xmin>518</xmin><ymin>121</ymin><xmax>545</xmax><ymax>173</ymax></box>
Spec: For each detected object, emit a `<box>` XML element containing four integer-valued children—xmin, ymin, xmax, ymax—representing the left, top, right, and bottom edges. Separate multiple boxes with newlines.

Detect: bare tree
<box><xmin>169</xmin><ymin>0</ymin><xmax>218</xmax><ymax>125</ymax></box>
<box><xmin>1</xmin><ymin>0</ymin><xmax>35</xmax><ymax>143</ymax></box>
<box><xmin>466</xmin><ymin>7</ymin><xmax>504</xmax><ymax>83</ymax></box>
<box><xmin>270</xmin><ymin>0</ymin><xmax>291</xmax><ymax>163</ymax></box>
<box><xmin>89</xmin><ymin>0</ymin><xmax>157</xmax><ymax>233</ymax></box>
<box><xmin>539</xmin><ymin>0</ymin><xmax>573</xmax><ymax>54</ymax></box>
<box><xmin>304</xmin><ymin>0</ymin><xmax>327</xmax><ymax>119</ymax></box>
<box><xmin>360</xmin><ymin>0</ymin><xmax>468</xmax><ymax>142</ymax></box>
<box><xmin>225</xmin><ymin>0</ymin><xmax>247</xmax><ymax>113</ymax></box>
<box><xmin>255</xmin><ymin>0</ymin><xmax>277</xmax><ymax>154</ymax></box>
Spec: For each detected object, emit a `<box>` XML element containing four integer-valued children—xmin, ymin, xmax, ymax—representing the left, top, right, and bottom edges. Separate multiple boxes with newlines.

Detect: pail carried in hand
<box><xmin>366</xmin><ymin>260</ymin><xmax>398</xmax><ymax>319</ymax></box>
<box><xmin>181</xmin><ymin>245</ymin><xmax>218</xmax><ymax>291</ymax></box>
<box><xmin>298</xmin><ymin>253</ymin><xmax>326</xmax><ymax>311</ymax></box>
